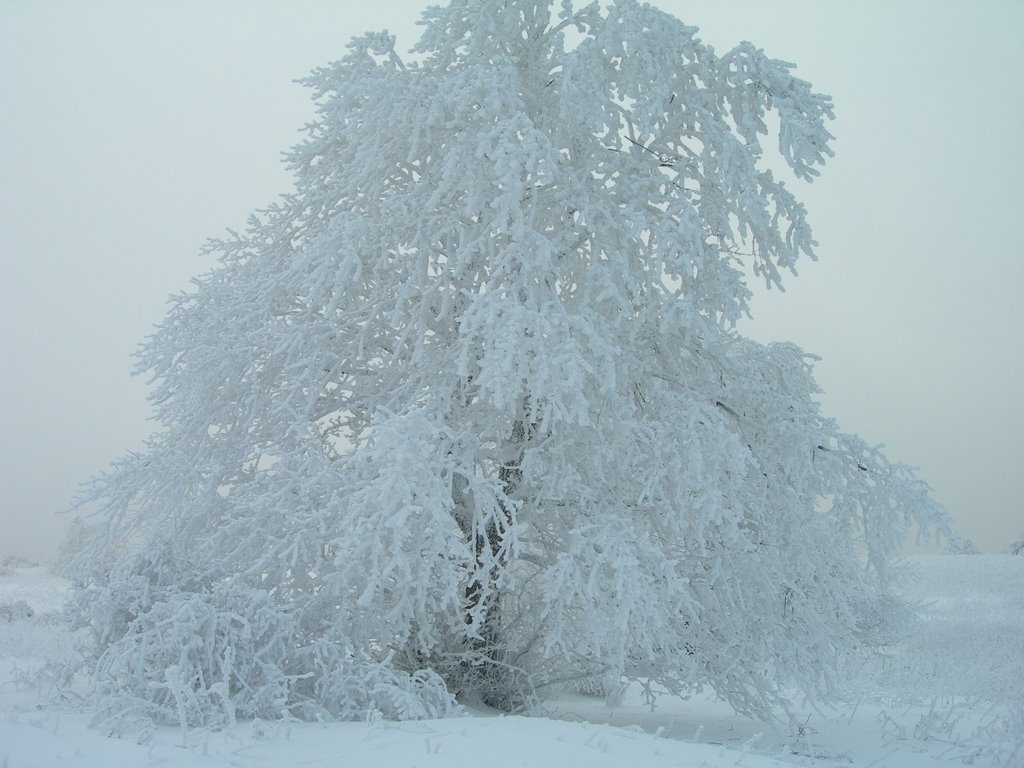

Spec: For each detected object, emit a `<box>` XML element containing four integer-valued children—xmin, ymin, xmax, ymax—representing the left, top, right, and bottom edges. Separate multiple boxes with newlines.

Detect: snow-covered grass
<box><xmin>1</xmin><ymin>555</ymin><xmax>1021</xmax><ymax>767</ymax></box>
<box><xmin>0</xmin><ymin>565</ymin><xmax>71</xmax><ymax>664</ymax></box>
<box><xmin>890</xmin><ymin>556</ymin><xmax>1024</xmax><ymax>701</ymax></box>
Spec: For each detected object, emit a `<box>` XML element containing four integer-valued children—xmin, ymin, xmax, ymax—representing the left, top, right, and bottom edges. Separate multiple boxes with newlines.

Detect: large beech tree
<box><xmin>68</xmin><ymin>0</ymin><xmax>946</xmax><ymax>727</ymax></box>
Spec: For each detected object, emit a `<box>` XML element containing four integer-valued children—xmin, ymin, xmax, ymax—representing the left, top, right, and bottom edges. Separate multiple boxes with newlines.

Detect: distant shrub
<box><xmin>0</xmin><ymin>554</ymin><xmax>38</xmax><ymax>576</ymax></box>
<box><xmin>0</xmin><ymin>599</ymin><xmax>35</xmax><ymax>622</ymax></box>
<box><xmin>940</xmin><ymin>536</ymin><xmax>980</xmax><ymax>554</ymax></box>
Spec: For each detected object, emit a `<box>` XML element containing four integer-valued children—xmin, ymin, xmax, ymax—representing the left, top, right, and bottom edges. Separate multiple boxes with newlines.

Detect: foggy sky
<box><xmin>2</xmin><ymin>0</ymin><xmax>1022</xmax><ymax>562</ymax></box>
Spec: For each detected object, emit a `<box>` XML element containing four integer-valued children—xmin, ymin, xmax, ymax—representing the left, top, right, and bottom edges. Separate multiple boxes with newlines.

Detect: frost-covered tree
<box><xmin>68</xmin><ymin>0</ymin><xmax>947</xmax><ymax>725</ymax></box>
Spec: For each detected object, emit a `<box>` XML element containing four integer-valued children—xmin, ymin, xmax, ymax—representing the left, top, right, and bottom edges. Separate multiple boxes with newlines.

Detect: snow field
<box><xmin>1</xmin><ymin>555</ymin><xmax>1022</xmax><ymax>767</ymax></box>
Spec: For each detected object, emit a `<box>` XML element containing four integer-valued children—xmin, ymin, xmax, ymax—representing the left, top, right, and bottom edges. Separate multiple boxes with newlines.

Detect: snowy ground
<box><xmin>1</xmin><ymin>555</ymin><xmax>1021</xmax><ymax>767</ymax></box>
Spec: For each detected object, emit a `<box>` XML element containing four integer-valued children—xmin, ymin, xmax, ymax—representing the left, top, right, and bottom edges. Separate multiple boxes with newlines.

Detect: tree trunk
<box><xmin>454</xmin><ymin>417</ymin><xmax>527</xmax><ymax>709</ymax></box>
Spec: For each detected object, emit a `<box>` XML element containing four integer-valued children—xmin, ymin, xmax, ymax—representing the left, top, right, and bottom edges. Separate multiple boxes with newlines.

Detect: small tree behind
<box><xmin>68</xmin><ymin>0</ymin><xmax>947</xmax><ymax>725</ymax></box>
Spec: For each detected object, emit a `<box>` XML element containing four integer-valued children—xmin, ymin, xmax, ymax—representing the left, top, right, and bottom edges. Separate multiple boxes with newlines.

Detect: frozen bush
<box><xmin>68</xmin><ymin>543</ymin><xmax>460</xmax><ymax>733</ymax></box>
<box><xmin>0</xmin><ymin>599</ymin><xmax>35</xmax><ymax>623</ymax></box>
<box><xmin>0</xmin><ymin>554</ymin><xmax>38</xmax><ymax>577</ymax></box>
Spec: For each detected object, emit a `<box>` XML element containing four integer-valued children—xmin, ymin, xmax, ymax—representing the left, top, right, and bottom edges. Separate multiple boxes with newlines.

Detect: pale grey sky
<box><xmin>1</xmin><ymin>0</ymin><xmax>1022</xmax><ymax>561</ymax></box>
